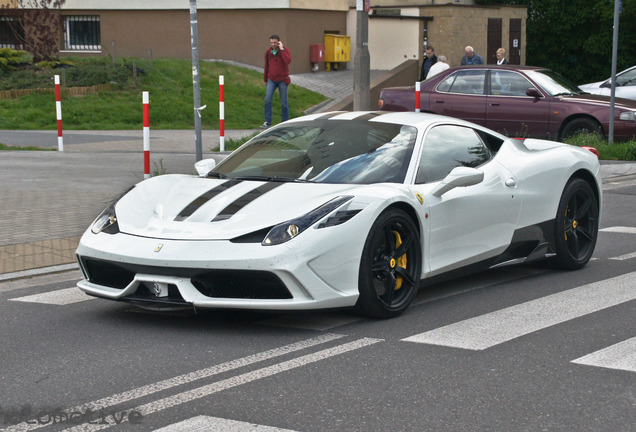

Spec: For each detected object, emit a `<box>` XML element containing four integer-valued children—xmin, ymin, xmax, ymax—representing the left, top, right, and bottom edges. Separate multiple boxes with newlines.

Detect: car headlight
<box><xmin>91</xmin><ymin>201</ymin><xmax>119</xmax><ymax>234</ymax></box>
<box><xmin>262</xmin><ymin>196</ymin><xmax>353</xmax><ymax>246</ymax></box>
<box><xmin>619</xmin><ymin>111</ymin><xmax>636</xmax><ymax>121</ymax></box>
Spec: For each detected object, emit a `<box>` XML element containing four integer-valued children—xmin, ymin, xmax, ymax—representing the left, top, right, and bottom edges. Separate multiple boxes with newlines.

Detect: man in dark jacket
<box><xmin>419</xmin><ymin>46</ymin><xmax>437</xmax><ymax>81</ymax></box>
<box><xmin>262</xmin><ymin>34</ymin><xmax>292</xmax><ymax>128</ymax></box>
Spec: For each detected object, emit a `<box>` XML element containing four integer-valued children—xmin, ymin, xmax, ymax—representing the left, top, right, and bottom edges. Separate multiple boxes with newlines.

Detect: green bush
<box><xmin>0</xmin><ymin>47</ymin><xmax>31</xmax><ymax>72</ymax></box>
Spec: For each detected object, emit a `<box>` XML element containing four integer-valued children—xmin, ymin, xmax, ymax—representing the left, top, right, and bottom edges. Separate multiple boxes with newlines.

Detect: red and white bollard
<box><xmin>219</xmin><ymin>75</ymin><xmax>225</xmax><ymax>152</ymax></box>
<box><xmin>143</xmin><ymin>91</ymin><xmax>150</xmax><ymax>179</ymax></box>
<box><xmin>415</xmin><ymin>81</ymin><xmax>421</xmax><ymax>113</ymax></box>
<box><xmin>54</xmin><ymin>75</ymin><xmax>63</xmax><ymax>151</ymax></box>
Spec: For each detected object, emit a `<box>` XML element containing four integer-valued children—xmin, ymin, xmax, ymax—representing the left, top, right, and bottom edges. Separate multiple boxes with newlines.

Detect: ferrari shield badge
<box><xmin>415</xmin><ymin>192</ymin><xmax>424</xmax><ymax>205</ymax></box>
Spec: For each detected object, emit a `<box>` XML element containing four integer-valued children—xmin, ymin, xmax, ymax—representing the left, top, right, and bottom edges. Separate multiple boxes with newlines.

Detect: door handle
<box><xmin>489</xmin><ymin>103</ymin><xmax>500</xmax><ymax>106</ymax></box>
<box><xmin>505</xmin><ymin>178</ymin><xmax>516</xmax><ymax>187</ymax></box>
<box><xmin>435</xmin><ymin>100</ymin><xmax>444</xmax><ymax>104</ymax></box>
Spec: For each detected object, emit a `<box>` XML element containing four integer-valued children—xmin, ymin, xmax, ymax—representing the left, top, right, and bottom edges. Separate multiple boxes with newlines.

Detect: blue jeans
<box><xmin>264</xmin><ymin>80</ymin><xmax>289</xmax><ymax>124</ymax></box>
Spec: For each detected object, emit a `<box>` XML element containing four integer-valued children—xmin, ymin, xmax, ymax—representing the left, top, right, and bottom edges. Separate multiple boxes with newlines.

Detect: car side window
<box><xmin>490</xmin><ymin>70</ymin><xmax>533</xmax><ymax>96</ymax></box>
<box><xmin>437</xmin><ymin>70</ymin><xmax>486</xmax><ymax>95</ymax></box>
<box><xmin>416</xmin><ymin>125</ymin><xmax>492</xmax><ymax>184</ymax></box>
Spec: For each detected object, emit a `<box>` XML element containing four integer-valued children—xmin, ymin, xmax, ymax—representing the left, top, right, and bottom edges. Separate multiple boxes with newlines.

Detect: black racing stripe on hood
<box><xmin>212</xmin><ymin>182</ymin><xmax>283</xmax><ymax>222</ymax></box>
<box><xmin>175</xmin><ymin>180</ymin><xmax>242</xmax><ymax>221</ymax></box>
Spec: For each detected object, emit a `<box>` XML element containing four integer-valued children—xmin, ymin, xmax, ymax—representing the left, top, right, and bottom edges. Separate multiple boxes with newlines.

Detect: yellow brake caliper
<box><xmin>392</xmin><ymin>230</ymin><xmax>408</xmax><ymax>290</ymax></box>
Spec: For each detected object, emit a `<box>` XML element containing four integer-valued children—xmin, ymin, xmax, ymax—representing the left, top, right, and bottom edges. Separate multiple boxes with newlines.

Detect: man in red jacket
<box><xmin>262</xmin><ymin>34</ymin><xmax>292</xmax><ymax>128</ymax></box>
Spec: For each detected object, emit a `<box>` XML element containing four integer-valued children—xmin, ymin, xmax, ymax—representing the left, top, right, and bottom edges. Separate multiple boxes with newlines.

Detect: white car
<box><xmin>579</xmin><ymin>65</ymin><xmax>636</xmax><ymax>100</ymax></box>
<box><xmin>76</xmin><ymin>111</ymin><xmax>602</xmax><ymax>318</ymax></box>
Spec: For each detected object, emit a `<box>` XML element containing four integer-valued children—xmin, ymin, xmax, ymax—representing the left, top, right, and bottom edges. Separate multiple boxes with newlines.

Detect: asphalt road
<box><xmin>0</xmin><ymin>177</ymin><xmax>634</xmax><ymax>431</ymax></box>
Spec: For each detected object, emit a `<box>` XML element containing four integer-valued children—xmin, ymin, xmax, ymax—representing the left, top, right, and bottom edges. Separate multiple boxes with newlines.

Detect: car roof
<box><xmin>444</xmin><ymin>65</ymin><xmax>549</xmax><ymax>73</ymax></box>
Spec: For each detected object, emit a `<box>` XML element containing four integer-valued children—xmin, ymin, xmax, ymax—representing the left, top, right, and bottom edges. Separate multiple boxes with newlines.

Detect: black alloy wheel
<box><xmin>356</xmin><ymin>208</ymin><xmax>422</xmax><ymax>318</ymax></box>
<box><xmin>553</xmin><ymin>178</ymin><xmax>599</xmax><ymax>270</ymax></box>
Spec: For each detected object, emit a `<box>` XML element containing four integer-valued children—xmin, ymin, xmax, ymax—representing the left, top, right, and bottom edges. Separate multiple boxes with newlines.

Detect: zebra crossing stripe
<box><xmin>153</xmin><ymin>415</ymin><xmax>298</xmax><ymax>431</ymax></box>
<box><xmin>609</xmin><ymin>251</ymin><xmax>636</xmax><ymax>261</ymax></box>
<box><xmin>9</xmin><ymin>287</ymin><xmax>93</xmax><ymax>305</ymax></box>
<box><xmin>571</xmin><ymin>337</ymin><xmax>636</xmax><ymax>373</ymax></box>
<box><xmin>599</xmin><ymin>226</ymin><xmax>636</xmax><ymax>234</ymax></box>
<box><xmin>402</xmin><ymin>271</ymin><xmax>636</xmax><ymax>350</ymax></box>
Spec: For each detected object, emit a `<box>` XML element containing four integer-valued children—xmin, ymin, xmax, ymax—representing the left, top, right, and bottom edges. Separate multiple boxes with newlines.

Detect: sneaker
<box><xmin>260</xmin><ymin>122</ymin><xmax>271</xmax><ymax>129</ymax></box>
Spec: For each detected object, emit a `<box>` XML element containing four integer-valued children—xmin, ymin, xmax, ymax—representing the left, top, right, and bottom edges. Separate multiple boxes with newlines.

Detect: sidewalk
<box><xmin>1</xmin><ymin>67</ymin><xmax>636</xmax><ymax>280</ymax></box>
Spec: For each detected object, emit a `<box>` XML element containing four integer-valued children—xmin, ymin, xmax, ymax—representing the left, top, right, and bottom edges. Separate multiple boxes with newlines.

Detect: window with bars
<box><xmin>0</xmin><ymin>16</ymin><xmax>24</xmax><ymax>49</ymax></box>
<box><xmin>64</xmin><ymin>15</ymin><xmax>101</xmax><ymax>51</ymax></box>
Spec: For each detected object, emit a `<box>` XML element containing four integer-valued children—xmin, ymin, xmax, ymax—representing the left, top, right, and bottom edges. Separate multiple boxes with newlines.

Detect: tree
<box><xmin>527</xmin><ymin>0</ymin><xmax>636</xmax><ymax>83</ymax></box>
<box><xmin>477</xmin><ymin>0</ymin><xmax>636</xmax><ymax>83</ymax></box>
<box><xmin>1</xmin><ymin>0</ymin><xmax>66</xmax><ymax>62</ymax></box>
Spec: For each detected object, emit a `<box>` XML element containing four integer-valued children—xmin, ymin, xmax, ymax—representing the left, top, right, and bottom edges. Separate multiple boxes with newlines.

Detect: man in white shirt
<box><xmin>426</xmin><ymin>55</ymin><xmax>449</xmax><ymax>79</ymax></box>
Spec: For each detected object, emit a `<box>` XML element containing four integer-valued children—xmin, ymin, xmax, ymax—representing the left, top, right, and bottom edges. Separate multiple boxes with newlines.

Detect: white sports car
<box><xmin>76</xmin><ymin>111</ymin><xmax>602</xmax><ymax>318</ymax></box>
<box><xmin>579</xmin><ymin>65</ymin><xmax>636</xmax><ymax>101</ymax></box>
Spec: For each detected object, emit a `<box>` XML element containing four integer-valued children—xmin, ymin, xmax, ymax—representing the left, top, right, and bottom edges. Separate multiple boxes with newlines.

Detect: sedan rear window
<box><xmin>437</xmin><ymin>70</ymin><xmax>486</xmax><ymax>95</ymax></box>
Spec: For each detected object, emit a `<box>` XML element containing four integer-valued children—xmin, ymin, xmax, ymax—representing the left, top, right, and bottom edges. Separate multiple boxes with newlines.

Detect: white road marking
<box><xmin>9</xmin><ymin>287</ymin><xmax>93</xmax><ymax>305</ymax></box>
<box><xmin>62</xmin><ymin>338</ymin><xmax>382</xmax><ymax>432</ymax></box>
<box><xmin>3</xmin><ymin>334</ymin><xmax>345</xmax><ymax>432</ymax></box>
<box><xmin>572</xmin><ymin>337</ymin><xmax>636</xmax><ymax>373</ymax></box>
<box><xmin>600</xmin><ymin>226</ymin><xmax>636</xmax><ymax>234</ymax></box>
<box><xmin>402</xmin><ymin>271</ymin><xmax>636</xmax><ymax>350</ymax></box>
<box><xmin>610</xmin><ymin>251</ymin><xmax>636</xmax><ymax>261</ymax></box>
<box><xmin>153</xmin><ymin>415</ymin><xmax>298</xmax><ymax>431</ymax></box>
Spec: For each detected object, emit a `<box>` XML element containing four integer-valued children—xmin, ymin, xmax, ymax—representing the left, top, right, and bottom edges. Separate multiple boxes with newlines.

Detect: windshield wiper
<box><xmin>233</xmin><ymin>175</ymin><xmax>310</xmax><ymax>183</ymax></box>
<box><xmin>553</xmin><ymin>92</ymin><xmax>576</xmax><ymax>96</ymax></box>
<box><xmin>206</xmin><ymin>171</ymin><xmax>229</xmax><ymax>179</ymax></box>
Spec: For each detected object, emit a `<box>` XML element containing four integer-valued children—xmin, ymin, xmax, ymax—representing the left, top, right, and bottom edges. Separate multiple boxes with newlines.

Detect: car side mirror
<box><xmin>430</xmin><ymin>167</ymin><xmax>484</xmax><ymax>197</ymax></box>
<box><xmin>526</xmin><ymin>87</ymin><xmax>542</xmax><ymax>98</ymax></box>
<box><xmin>194</xmin><ymin>159</ymin><xmax>217</xmax><ymax>177</ymax></box>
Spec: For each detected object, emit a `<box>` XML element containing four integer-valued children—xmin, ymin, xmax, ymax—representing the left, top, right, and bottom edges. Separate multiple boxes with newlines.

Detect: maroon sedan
<box><xmin>379</xmin><ymin>65</ymin><xmax>636</xmax><ymax>141</ymax></box>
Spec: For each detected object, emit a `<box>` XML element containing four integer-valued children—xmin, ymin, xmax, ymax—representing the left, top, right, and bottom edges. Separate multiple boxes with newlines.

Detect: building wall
<box><xmin>348</xmin><ymin>4</ymin><xmax>527</xmax><ymax>72</ymax></box>
<box><xmin>424</xmin><ymin>5</ymin><xmax>527</xmax><ymax>68</ymax></box>
<box><xmin>59</xmin><ymin>9</ymin><xmax>347</xmax><ymax>74</ymax></box>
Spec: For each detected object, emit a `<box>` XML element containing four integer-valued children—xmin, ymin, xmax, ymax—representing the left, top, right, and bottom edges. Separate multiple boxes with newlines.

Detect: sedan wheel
<box><xmin>561</xmin><ymin>118</ymin><xmax>603</xmax><ymax>141</ymax></box>
<box><xmin>553</xmin><ymin>178</ymin><xmax>599</xmax><ymax>270</ymax></box>
<box><xmin>356</xmin><ymin>208</ymin><xmax>422</xmax><ymax>318</ymax></box>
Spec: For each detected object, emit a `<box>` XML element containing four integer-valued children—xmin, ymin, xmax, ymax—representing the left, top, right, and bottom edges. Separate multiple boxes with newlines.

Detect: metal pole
<box><xmin>190</xmin><ymin>0</ymin><xmax>203</xmax><ymax>161</ymax></box>
<box><xmin>353</xmin><ymin>0</ymin><xmax>370</xmax><ymax>111</ymax></box>
<box><xmin>608</xmin><ymin>0</ymin><xmax>620</xmax><ymax>145</ymax></box>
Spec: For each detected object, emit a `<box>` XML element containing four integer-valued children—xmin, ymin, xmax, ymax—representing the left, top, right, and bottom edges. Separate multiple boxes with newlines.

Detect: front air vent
<box><xmin>191</xmin><ymin>270</ymin><xmax>292</xmax><ymax>299</ymax></box>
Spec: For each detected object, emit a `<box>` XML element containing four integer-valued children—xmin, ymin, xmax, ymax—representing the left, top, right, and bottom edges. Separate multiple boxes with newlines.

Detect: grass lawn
<box><xmin>0</xmin><ymin>57</ymin><xmax>326</xmax><ymax>130</ymax></box>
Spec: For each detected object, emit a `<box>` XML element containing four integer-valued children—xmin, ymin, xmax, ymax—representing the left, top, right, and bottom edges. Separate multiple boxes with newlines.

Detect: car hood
<box><xmin>559</xmin><ymin>93</ymin><xmax>636</xmax><ymax>108</ymax></box>
<box><xmin>113</xmin><ymin>175</ymin><xmax>366</xmax><ymax>240</ymax></box>
<box><xmin>578</xmin><ymin>81</ymin><xmax>603</xmax><ymax>91</ymax></box>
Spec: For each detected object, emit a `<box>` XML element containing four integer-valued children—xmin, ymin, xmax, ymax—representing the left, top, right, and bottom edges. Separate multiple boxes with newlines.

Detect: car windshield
<box><xmin>214</xmin><ymin>119</ymin><xmax>417</xmax><ymax>184</ymax></box>
<box><xmin>526</xmin><ymin>70</ymin><xmax>584</xmax><ymax>96</ymax></box>
<box><xmin>616</xmin><ymin>67</ymin><xmax>636</xmax><ymax>86</ymax></box>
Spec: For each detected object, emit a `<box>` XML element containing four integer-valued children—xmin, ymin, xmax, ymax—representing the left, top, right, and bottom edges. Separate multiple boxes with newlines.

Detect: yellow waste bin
<box><xmin>324</xmin><ymin>34</ymin><xmax>350</xmax><ymax>71</ymax></box>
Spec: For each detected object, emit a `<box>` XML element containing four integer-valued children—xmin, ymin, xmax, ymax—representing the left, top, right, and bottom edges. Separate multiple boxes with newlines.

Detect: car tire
<box><xmin>552</xmin><ymin>178</ymin><xmax>599</xmax><ymax>270</ymax></box>
<box><xmin>561</xmin><ymin>118</ymin><xmax>603</xmax><ymax>140</ymax></box>
<box><xmin>355</xmin><ymin>208</ymin><xmax>422</xmax><ymax>319</ymax></box>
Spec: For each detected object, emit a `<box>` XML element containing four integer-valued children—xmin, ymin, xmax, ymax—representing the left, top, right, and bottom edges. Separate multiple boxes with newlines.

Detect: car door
<box><xmin>432</xmin><ymin>69</ymin><xmax>488</xmax><ymax>126</ymax></box>
<box><xmin>486</xmin><ymin>70</ymin><xmax>551</xmax><ymax>138</ymax></box>
<box><xmin>411</xmin><ymin>124</ymin><xmax>521</xmax><ymax>275</ymax></box>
